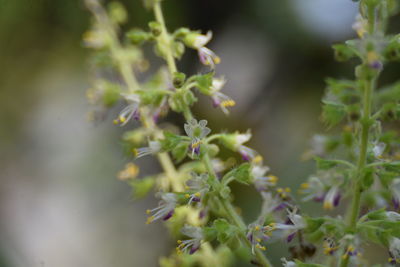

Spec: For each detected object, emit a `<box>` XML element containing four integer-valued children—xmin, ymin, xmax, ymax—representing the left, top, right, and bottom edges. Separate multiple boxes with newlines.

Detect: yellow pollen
<box><xmin>117</xmin><ymin>163</ymin><xmax>139</xmax><ymax>180</ymax></box>
<box><xmin>347</xmin><ymin>245</ymin><xmax>355</xmax><ymax>252</ymax></box>
<box><xmin>277</xmin><ymin>188</ymin><xmax>283</xmax><ymax>193</ymax></box>
<box><xmin>146</xmin><ymin>216</ymin><xmax>154</xmax><ymax>224</ymax></box>
<box><xmin>323</xmin><ymin>201</ymin><xmax>333</xmax><ymax>210</ymax></box>
<box><xmin>356</xmin><ymin>28</ymin><xmax>366</xmax><ymax>38</ymax></box>
<box><xmin>214</xmin><ymin>56</ymin><xmax>221</xmax><ymax>64</ymax></box>
<box><xmin>185</xmin><ymin>194</ymin><xmax>190</xmax><ymax>199</ymax></box>
<box><xmin>221</xmin><ymin>100</ymin><xmax>236</xmax><ymax>107</ymax></box>
<box><xmin>252</xmin><ymin>155</ymin><xmax>263</xmax><ymax>164</ymax></box>
<box><xmin>132</xmin><ymin>148</ymin><xmax>138</xmax><ymax>157</ymax></box>
<box><xmin>300</xmin><ymin>183</ymin><xmax>309</xmax><ymax>189</ymax></box>
<box><xmin>254</xmin><ymin>226</ymin><xmax>260</xmax><ymax>231</ymax></box>
<box><xmin>177</xmin><ymin>240</ymin><xmax>182</xmax><ymax>244</ymax></box>
<box><xmin>268</xmin><ymin>175</ymin><xmax>278</xmax><ymax>184</ymax></box>
<box><xmin>285</xmin><ymin>187</ymin><xmax>291</xmax><ymax>193</ymax></box>
<box><xmin>192</xmin><ymin>141</ymin><xmax>201</xmax><ymax>148</ymax></box>
<box><xmin>119</xmin><ymin>115</ymin><xmax>126</xmax><ymax>123</ymax></box>
<box><xmin>194</xmin><ymin>192</ymin><xmax>201</xmax><ymax>198</ymax></box>
<box><xmin>146</xmin><ymin>209</ymin><xmax>151</xmax><ymax>214</ymax></box>
<box><xmin>367</xmin><ymin>51</ymin><xmax>379</xmax><ymax>63</ymax></box>
<box><xmin>113</xmin><ymin>119</ymin><xmax>119</xmax><ymax>125</ymax></box>
<box><xmin>256</xmin><ymin>244</ymin><xmax>266</xmax><ymax>251</ymax></box>
<box><xmin>256</xmin><ymin>238</ymin><xmax>262</xmax><ymax>243</ymax></box>
<box><xmin>342</xmin><ymin>125</ymin><xmax>352</xmax><ymax>132</ymax></box>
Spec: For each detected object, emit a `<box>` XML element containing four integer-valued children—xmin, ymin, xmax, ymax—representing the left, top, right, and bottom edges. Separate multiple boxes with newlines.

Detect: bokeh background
<box><xmin>2</xmin><ymin>0</ymin><xmax>396</xmax><ymax>266</ymax></box>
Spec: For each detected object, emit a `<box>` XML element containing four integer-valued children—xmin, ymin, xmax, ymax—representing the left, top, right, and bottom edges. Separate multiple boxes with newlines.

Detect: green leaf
<box><xmin>171</xmin><ymin>142</ymin><xmax>189</xmax><ymax>163</ymax></box>
<box><xmin>361</xmin><ymin>167</ymin><xmax>374</xmax><ymax>190</ymax></box>
<box><xmin>314</xmin><ymin>157</ymin><xmax>338</xmax><ymax>170</ymax></box>
<box><xmin>332</xmin><ymin>43</ymin><xmax>359</xmax><ymax>62</ymax></box>
<box><xmin>195</xmin><ymin>72</ymin><xmax>214</xmax><ymax>95</ymax></box>
<box><xmin>381</xmin><ymin>161</ymin><xmax>400</xmax><ymax>172</ymax></box>
<box><xmin>321</xmin><ymin>101</ymin><xmax>346</xmax><ymax>128</ymax></box>
<box><xmin>160</xmin><ymin>131</ymin><xmax>187</xmax><ymax>151</ymax></box>
<box><xmin>365</xmin><ymin>209</ymin><xmax>387</xmax><ymax>220</ymax></box>
<box><xmin>376</xmin><ymin>81</ymin><xmax>400</xmax><ymax>103</ymax></box>
<box><xmin>213</xmin><ymin>219</ymin><xmax>238</xmax><ymax>244</ymax></box>
<box><xmin>129</xmin><ymin>176</ymin><xmax>155</xmax><ymax>199</ymax></box>
<box><xmin>126</xmin><ymin>28</ymin><xmax>152</xmax><ymax>45</ymax></box>
<box><xmin>222</xmin><ymin>163</ymin><xmax>252</xmax><ymax>185</ymax></box>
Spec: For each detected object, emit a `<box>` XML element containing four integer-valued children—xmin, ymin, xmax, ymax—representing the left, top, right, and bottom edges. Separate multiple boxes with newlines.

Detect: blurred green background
<box><xmin>1</xmin><ymin>0</ymin><xmax>389</xmax><ymax>266</ymax></box>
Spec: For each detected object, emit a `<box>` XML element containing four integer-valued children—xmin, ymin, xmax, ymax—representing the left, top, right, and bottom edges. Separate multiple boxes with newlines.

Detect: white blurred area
<box><xmin>291</xmin><ymin>0</ymin><xmax>358</xmax><ymax>41</ymax></box>
<box><xmin>0</xmin><ymin>56</ymin><xmax>167</xmax><ymax>267</ymax></box>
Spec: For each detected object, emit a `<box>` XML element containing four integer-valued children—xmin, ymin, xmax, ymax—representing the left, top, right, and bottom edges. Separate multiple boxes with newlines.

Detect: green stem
<box><xmin>153</xmin><ymin>1</ymin><xmax>177</xmax><ymax>74</ymax></box>
<box><xmin>339</xmin><ymin>77</ymin><xmax>375</xmax><ymax>267</ymax></box>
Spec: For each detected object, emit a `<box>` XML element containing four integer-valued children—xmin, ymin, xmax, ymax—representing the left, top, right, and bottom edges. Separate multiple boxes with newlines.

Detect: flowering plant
<box><xmin>84</xmin><ymin>0</ymin><xmax>400</xmax><ymax>266</ymax></box>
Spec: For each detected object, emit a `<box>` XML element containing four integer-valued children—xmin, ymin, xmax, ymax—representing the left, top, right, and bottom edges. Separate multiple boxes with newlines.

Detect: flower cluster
<box><xmin>84</xmin><ymin>0</ymin><xmax>400</xmax><ymax>266</ymax></box>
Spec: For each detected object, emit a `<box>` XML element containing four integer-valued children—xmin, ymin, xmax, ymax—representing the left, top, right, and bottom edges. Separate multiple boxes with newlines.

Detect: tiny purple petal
<box><xmin>241</xmin><ymin>153</ymin><xmax>251</xmax><ymax>162</ymax></box>
<box><xmin>287</xmin><ymin>232</ymin><xmax>296</xmax><ymax>243</ymax></box>
<box><xmin>163</xmin><ymin>210</ymin><xmax>174</xmax><ymax>221</ymax></box>
<box><xmin>192</xmin><ymin>197</ymin><xmax>201</xmax><ymax>202</ymax></box>
<box><xmin>273</xmin><ymin>202</ymin><xmax>287</xmax><ymax>212</ymax></box>
<box><xmin>333</xmin><ymin>193</ymin><xmax>341</xmax><ymax>207</ymax></box>
<box><xmin>133</xmin><ymin>110</ymin><xmax>141</xmax><ymax>121</ymax></box>
<box><xmin>313</xmin><ymin>194</ymin><xmax>325</xmax><ymax>202</ymax></box>
<box><xmin>393</xmin><ymin>197</ymin><xmax>400</xmax><ymax>210</ymax></box>
<box><xmin>199</xmin><ymin>210</ymin><xmax>207</xmax><ymax>219</ymax></box>
<box><xmin>189</xmin><ymin>244</ymin><xmax>200</xmax><ymax>254</ymax></box>
<box><xmin>212</xmin><ymin>98</ymin><xmax>220</xmax><ymax>108</ymax></box>
<box><xmin>247</xmin><ymin>232</ymin><xmax>254</xmax><ymax>243</ymax></box>
<box><xmin>369</xmin><ymin>61</ymin><xmax>383</xmax><ymax>70</ymax></box>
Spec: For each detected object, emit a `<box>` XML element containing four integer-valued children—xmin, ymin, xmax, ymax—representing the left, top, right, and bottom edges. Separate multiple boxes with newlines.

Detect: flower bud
<box><xmin>148</xmin><ymin>21</ymin><xmax>162</xmax><ymax>36</ymax></box>
<box><xmin>108</xmin><ymin>1</ymin><xmax>128</xmax><ymax>24</ymax></box>
<box><xmin>126</xmin><ymin>28</ymin><xmax>152</xmax><ymax>45</ymax></box>
<box><xmin>173</xmin><ymin>72</ymin><xmax>186</xmax><ymax>88</ymax></box>
<box><xmin>183</xmin><ymin>31</ymin><xmax>212</xmax><ymax>49</ymax></box>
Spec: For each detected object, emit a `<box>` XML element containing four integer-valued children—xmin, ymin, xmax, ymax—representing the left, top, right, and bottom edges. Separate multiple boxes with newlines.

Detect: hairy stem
<box><xmin>339</xmin><ymin>76</ymin><xmax>376</xmax><ymax>267</ymax></box>
<box><xmin>153</xmin><ymin>1</ymin><xmax>177</xmax><ymax>74</ymax></box>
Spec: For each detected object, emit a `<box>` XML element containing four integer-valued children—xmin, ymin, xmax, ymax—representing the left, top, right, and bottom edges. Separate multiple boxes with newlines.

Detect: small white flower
<box><xmin>184</xmin><ymin>119</ymin><xmax>211</xmax><ymax>156</ymax></box>
<box><xmin>389</xmin><ymin>237</ymin><xmax>400</xmax><ymax>264</ymax></box>
<box><xmin>258</xmin><ymin>192</ymin><xmax>283</xmax><ymax>220</ymax></box>
<box><xmin>273</xmin><ymin>208</ymin><xmax>305</xmax><ymax>242</ymax></box>
<box><xmin>209</xmin><ymin>77</ymin><xmax>235</xmax><ymax>114</ymax></box>
<box><xmin>391</xmin><ymin>178</ymin><xmax>400</xmax><ymax>209</ymax></box>
<box><xmin>114</xmin><ymin>93</ymin><xmax>141</xmax><ymax>126</ymax></box>
<box><xmin>146</xmin><ymin>193</ymin><xmax>177</xmax><ymax>224</ymax></box>
<box><xmin>246</xmin><ymin>223</ymin><xmax>270</xmax><ymax>254</ymax></box>
<box><xmin>281</xmin><ymin>258</ymin><xmax>297</xmax><ymax>267</ymax></box>
<box><xmin>386</xmin><ymin>211</ymin><xmax>400</xmax><ymax>221</ymax></box>
<box><xmin>184</xmin><ymin>172</ymin><xmax>210</xmax><ymax>204</ymax></box>
<box><xmin>352</xmin><ymin>14</ymin><xmax>368</xmax><ymax>38</ymax></box>
<box><xmin>177</xmin><ymin>225</ymin><xmax>203</xmax><ymax>254</ymax></box>
<box><xmin>323</xmin><ymin>186</ymin><xmax>341</xmax><ymax>210</ymax></box>
<box><xmin>253</xmin><ymin>165</ymin><xmax>278</xmax><ymax>191</ymax></box>
<box><xmin>133</xmin><ymin>141</ymin><xmax>161</xmax><ymax>158</ymax></box>
<box><xmin>310</xmin><ymin>134</ymin><xmax>327</xmax><ymax>156</ymax></box>
<box><xmin>192</xmin><ymin>31</ymin><xmax>212</xmax><ymax>49</ymax></box>
<box><xmin>372</xmin><ymin>142</ymin><xmax>386</xmax><ymax>159</ymax></box>
<box><xmin>299</xmin><ymin>176</ymin><xmax>325</xmax><ymax>202</ymax></box>
<box><xmin>198</xmin><ymin>46</ymin><xmax>221</xmax><ymax>69</ymax></box>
